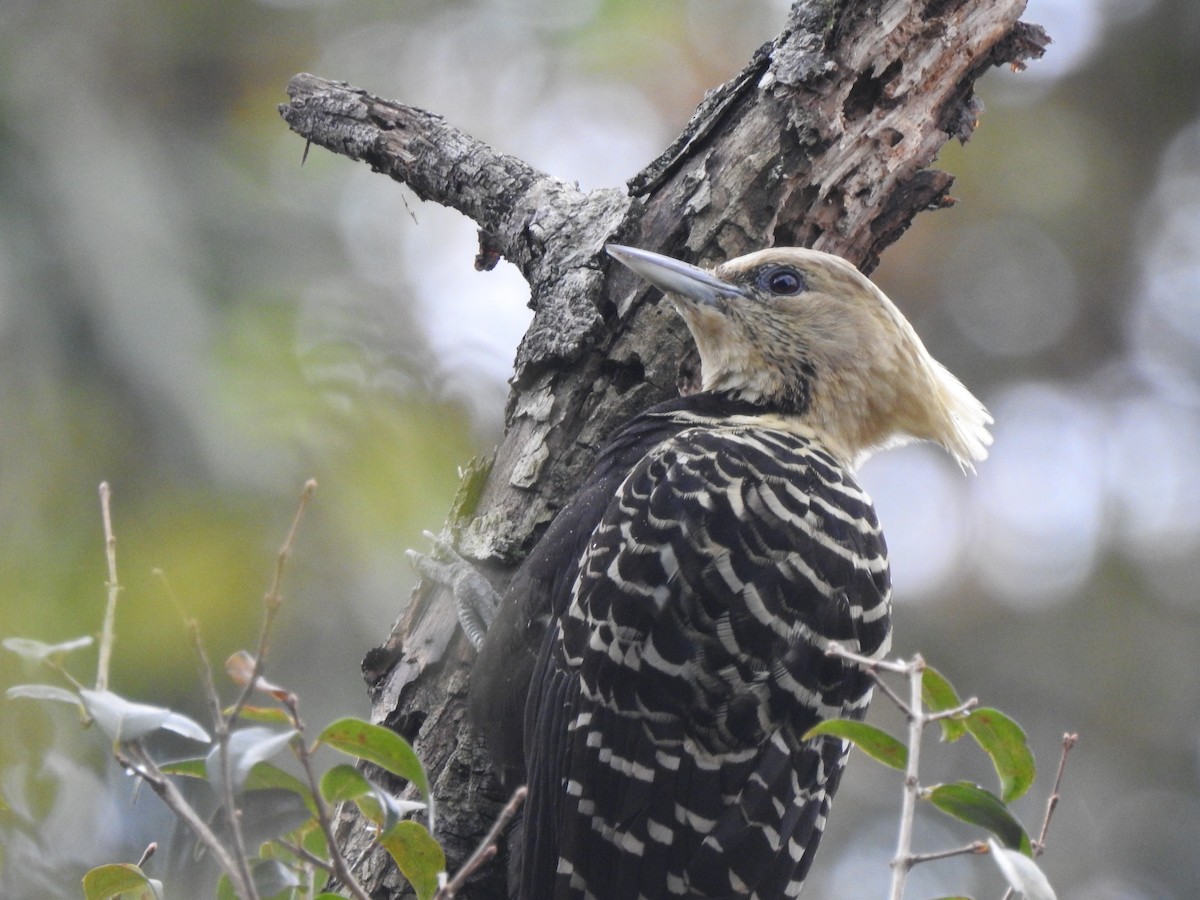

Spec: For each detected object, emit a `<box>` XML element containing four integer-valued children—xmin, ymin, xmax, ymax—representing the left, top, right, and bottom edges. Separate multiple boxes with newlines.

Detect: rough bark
<box><xmin>278</xmin><ymin>0</ymin><xmax>1046</xmax><ymax>896</ymax></box>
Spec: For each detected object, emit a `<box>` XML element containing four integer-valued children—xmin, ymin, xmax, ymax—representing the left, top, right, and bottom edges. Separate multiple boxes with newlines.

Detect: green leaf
<box><xmin>236</xmin><ymin>789</ymin><xmax>313</xmax><ymax>848</ymax></box>
<box><xmin>206</xmin><ymin>727</ymin><xmax>297</xmax><ymax>794</ymax></box>
<box><xmin>320</xmin><ymin>763</ymin><xmax>374</xmax><ymax>804</ymax></box>
<box><xmin>320</xmin><ymin>764</ymin><xmax>424</xmax><ymax>830</ymax></box>
<box><xmin>160</xmin><ymin>711</ymin><xmax>211</xmax><ymax>743</ymax></box>
<box><xmin>988</xmin><ymin>839</ymin><xmax>1057</xmax><ymax>900</ymax></box>
<box><xmin>370</xmin><ymin>792</ymin><xmax>427</xmax><ymax>833</ymax></box>
<box><xmin>302</xmin><ymin>820</ymin><xmax>330</xmax><ymax>861</ymax></box>
<box><xmin>3</xmin><ymin>636</ymin><xmax>94</xmax><ymax>661</ymax></box>
<box><xmin>251</xmin><ymin>858</ymin><xmax>301</xmax><ymax>898</ymax></box>
<box><xmin>317</xmin><ymin>718</ymin><xmax>432</xmax><ymax>829</ymax></box>
<box><xmin>378</xmin><ymin>820</ymin><xmax>446</xmax><ymax>900</ymax></box>
<box><xmin>963</xmin><ymin>708</ymin><xmax>1036</xmax><ymax>802</ymax></box>
<box><xmin>803</xmin><ymin>719</ymin><xmax>907</xmax><ymax>770</ymax></box>
<box><xmin>80</xmin><ymin>690</ymin><xmax>172</xmax><ymax>743</ymax></box>
<box><xmin>234</xmin><ymin>705</ymin><xmax>294</xmax><ymax>726</ymax></box>
<box><xmin>74</xmin><ymin>689</ymin><xmax>210</xmax><ymax>744</ymax></box>
<box><xmin>922</xmin><ymin>666</ymin><xmax>968</xmax><ymax>743</ymax></box>
<box><xmin>245</xmin><ymin>761</ymin><xmax>317</xmax><ymax>815</ymax></box>
<box><xmin>926</xmin><ymin>782</ymin><xmax>1032</xmax><ymax>854</ymax></box>
<box><xmin>159</xmin><ymin>757</ymin><xmax>207</xmax><ymax>778</ymax></box>
<box><xmin>81</xmin><ymin>863</ymin><xmax>162</xmax><ymax>900</ymax></box>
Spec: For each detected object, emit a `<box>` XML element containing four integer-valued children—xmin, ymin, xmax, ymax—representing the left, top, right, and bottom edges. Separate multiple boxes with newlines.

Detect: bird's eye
<box><xmin>762</xmin><ymin>267</ymin><xmax>805</xmax><ymax>295</ymax></box>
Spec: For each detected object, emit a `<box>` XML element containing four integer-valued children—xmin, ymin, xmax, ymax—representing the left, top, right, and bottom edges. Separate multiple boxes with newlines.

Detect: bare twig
<box><xmin>277</xmin><ymin>838</ymin><xmax>335</xmax><ymax>874</ymax></box>
<box><xmin>151</xmin><ymin>567</ymin><xmax>258</xmax><ymax>899</ymax></box>
<box><xmin>433</xmin><ymin>786</ymin><xmax>528</xmax><ymax>900</ymax></box>
<box><xmin>927</xmin><ymin>698</ymin><xmax>980</xmax><ymax>722</ymax></box>
<box><xmin>152</xmin><ymin>484</ymin><xmax>318</xmax><ymax>900</ymax></box>
<box><xmin>908</xmin><ymin>841</ymin><xmax>989</xmax><ymax>865</ymax></box>
<box><xmin>826</xmin><ymin>641</ymin><xmax>910</xmax><ymax>675</ymax></box>
<box><xmin>889</xmin><ymin>654</ymin><xmax>926</xmax><ymax>900</ymax></box>
<box><xmin>288</xmin><ymin>693</ymin><xmax>374</xmax><ymax>900</ymax></box>
<box><xmin>227</xmin><ymin>479</ymin><xmax>317</xmax><ymax>726</ymax></box>
<box><xmin>824</xmin><ymin>644</ymin><xmax>933</xmax><ymax>898</ymax></box>
<box><xmin>1000</xmin><ymin>732</ymin><xmax>1077</xmax><ymax>900</ymax></box>
<box><xmin>95</xmin><ymin>482</ymin><xmax>121</xmax><ymax>692</ymax></box>
<box><xmin>187</xmin><ymin>621</ymin><xmax>224</xmax><ymax>732</ymax></box>
<box><xmin>195</xmin><ymin>628</ymin><xmax>259</xmax><ymax>897</ymax></box>
<box><xmin>865</xmin><ymin>667</ymin><xmax>915</xmax><ymax>717</ymax></box>
<box><xmin>117</xmin><ymin>742</ymin><xmax>254</xmax><ymax>898</ymax></box>
<box><xmin>216</xmin><ymin>481</ymin><xmax>316</xmax><ymax>898</ymax></box>
<box><xmin>95</xmin><ymin>491</ymin><xmax>254</xmax><ymax>894</ymax></box>
<box><xmin>91</xmin><ymin>484</ymin><xmax>328</xmax><ymax>900</ymax></box>
<box><xmin>136</xmin><ymin>842</ymin><xmax>158</xmax><ymax>868</ymax></box>
<box><xmin>1034</xmin><ymin>733</ymin><xmax>1077</xmax><ymax>856</ymax></box>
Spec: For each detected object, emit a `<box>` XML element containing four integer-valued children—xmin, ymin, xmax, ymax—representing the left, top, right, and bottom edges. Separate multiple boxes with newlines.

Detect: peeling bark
<box><xmin>279</xmin><ymin>0</ymin><xmax>1046</xmax><ymax>896</ymax></box>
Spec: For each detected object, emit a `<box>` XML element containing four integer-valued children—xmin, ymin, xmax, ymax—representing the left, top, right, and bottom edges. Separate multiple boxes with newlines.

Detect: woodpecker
<box><xmin>424</xmin><ymin>245</ymin><xmax>991</xmax><ymax>899</ymax></box>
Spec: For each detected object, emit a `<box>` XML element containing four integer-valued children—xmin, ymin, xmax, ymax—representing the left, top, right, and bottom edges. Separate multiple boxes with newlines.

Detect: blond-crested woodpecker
<box><xmin>437</xmin><ymin>245</ymin><xmax>992</xmax><ymax>899</ymax></box>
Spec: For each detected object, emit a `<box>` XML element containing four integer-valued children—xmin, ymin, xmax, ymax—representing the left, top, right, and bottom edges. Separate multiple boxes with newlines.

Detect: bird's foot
<box><xmin>406</xmin><ymin>530</ymin><xmax>500</xmax><ymax>650</ymax></box>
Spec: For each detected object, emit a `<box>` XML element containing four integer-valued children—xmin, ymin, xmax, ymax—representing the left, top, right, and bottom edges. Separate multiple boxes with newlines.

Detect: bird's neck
<box><xmin>648</xmin><ymin>391</ymin><xmax>856</xmax><ymax>469</ymax></box>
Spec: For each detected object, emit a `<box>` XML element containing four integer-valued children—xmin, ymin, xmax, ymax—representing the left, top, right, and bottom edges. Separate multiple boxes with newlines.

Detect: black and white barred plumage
<box><xmin>520</xmin><ymin>399</ymin><xmax>890</xmax><ymax>899</ymax></box>
<box><xmin>465</xmin><ymin>245</ymin><xmax>991</xmax><ymax>899</ymax></box>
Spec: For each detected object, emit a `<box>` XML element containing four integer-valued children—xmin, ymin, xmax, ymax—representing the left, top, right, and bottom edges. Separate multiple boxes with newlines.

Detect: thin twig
<box><xmin>118</xmin><ymin>742</ymin><xmax>254</xmax><ymax>898</ymax></box>
<box><xmin>289</xmin><ymin>694</ymin><xmax>374</xmax><ymax>900</ymax></box>
<box><xmin>226</xmin><ymin>479</ymin><xmax>317</xmax><ymax>727</ymax></box>
<box><xmin>1000</xmin><ymin>732</ymin><xmax>1077</xmax><ymax>900</ymax></box>
<box><xmin>1034</xmin><ymin>733</ymin><xmax>1077</xmax><ymax>856</ymax></box>
<box><xmin>203</xmin><ymin>482</ymin><xmax>316</xmax><ymax>900</ymax></box>
<box><xmin>195</xmin><ymin>622</ymin><xmax>261</xmax><ymax>897</ymax></box>
<box><xmin>888</xmin><ymin>654</ymin><xmax>926</xmax><ymax>900</ymax></box>
<box><xmin>433</xmin><ymin>786</ymin><xmax>528</xmax><ymax>900</ymax></box>
<box><xmin>136</xmin><ymin>842</ymin><xmax>158</xmax><ymax>868</ymax></box>
<box><xmin>154</xmin><ymin>570</ymin><xmax>226</xmax><ymax>735</ymax></box>
<box><xmin>826</xmin><ymin>641</ymin><xmax>910</xmax><ymax>674</ymax></box>
<box><xmin>865</xmin><ymin>667</ymin><xmax>914</xmax><ymax>717</ymax></box>
<box><xmin>908</xmin><ymin>841</ymin><xmax>989</xmax><ymax>865</ymax></box>
<box><xmin>152</xmin><ymin>567</ymin><xmax>189</xmax><ymax>623</ymax></box>
<box><xmin>154</xmin><ymin>567</ymin><xmax>259</xmax><ymax>899</ymax></box>
<box><xmin>95</xmin><ymin>482</ymin><xmax>121</xmax><ymax>692</ymax></box>
<box><xmin>926</xmin><ymin>697</ymin><xmax>979</xmax><ymax>722</ymax></box>
<box><xmin>217</xmin><ymin>481</ymin><xmax>316</xmax><ymax>898</ymax></box>
<box><xmin>276</xmin><ymin>838</ymin><xmax>335</xmax><ymax>874</ymax></box>
<box><xmin>158</xmin><ymin>483</ymin><xmax>316</xmax><ymax>900</ymax></box>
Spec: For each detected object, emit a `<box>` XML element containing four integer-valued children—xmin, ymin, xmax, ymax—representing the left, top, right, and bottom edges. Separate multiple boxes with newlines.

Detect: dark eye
<box><xmin>761</xmin><ymin>266</ymin><xmax>805</xmax><ymax>295</ymax></box>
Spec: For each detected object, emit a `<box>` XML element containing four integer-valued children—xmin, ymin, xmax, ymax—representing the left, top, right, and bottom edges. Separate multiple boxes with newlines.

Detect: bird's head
<box><xmin>606</xmin><ymin>244</ymin><xmax>992</xmax><ymax>471</ymax></box>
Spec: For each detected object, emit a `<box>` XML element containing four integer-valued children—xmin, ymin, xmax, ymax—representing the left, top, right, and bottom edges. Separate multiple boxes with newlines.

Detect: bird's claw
<box><xmin>408</xmin><ymin>531</ymin><xmax>500</xmax><ymax>651</ymax></box>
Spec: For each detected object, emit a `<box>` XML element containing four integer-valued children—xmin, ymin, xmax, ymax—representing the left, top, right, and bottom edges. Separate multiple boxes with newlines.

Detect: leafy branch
<box><xmin>1</xmin><ymin>482</ymin><xmax>509</xmax><ymax>900</ymax></box>
<box><xmin>810</xmin><ymin>643</ymin><xmax>1073</xmax><ymax>900</ymax></box>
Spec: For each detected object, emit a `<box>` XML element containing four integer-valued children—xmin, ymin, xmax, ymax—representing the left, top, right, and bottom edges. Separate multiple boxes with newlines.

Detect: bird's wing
<box><xmin>469</xmin><ymin>398</ymin><xmax>717</xmax><ymax>785</ymax></box>
<box><xmin>522</xmin><ymin>424</ymin><xmax>891</xmax><ymax>899</ymax></box>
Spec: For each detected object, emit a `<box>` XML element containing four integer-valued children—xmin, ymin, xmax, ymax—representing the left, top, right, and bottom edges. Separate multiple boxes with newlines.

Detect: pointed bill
<box><xmin>606</xmin><ymin>245</ymin><xmax>745</xmax><ymax>306</ymax></box>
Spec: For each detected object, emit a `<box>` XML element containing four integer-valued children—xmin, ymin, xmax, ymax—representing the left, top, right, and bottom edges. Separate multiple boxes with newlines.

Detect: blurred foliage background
<box><xmin>2</xmin><ymin>0</ymin><xmax>1199</xmax><ymax>896</ymax></box>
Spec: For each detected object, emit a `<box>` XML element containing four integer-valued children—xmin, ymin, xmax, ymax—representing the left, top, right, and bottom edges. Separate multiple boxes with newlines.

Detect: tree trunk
<box><xmin>278</xmin><ymin>0</ymin><xmax>1046</xmax><ymax>896</ymax></box>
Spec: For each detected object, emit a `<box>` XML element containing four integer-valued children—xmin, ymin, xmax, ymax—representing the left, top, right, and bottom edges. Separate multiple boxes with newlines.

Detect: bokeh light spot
<box><xmin>940</xmin><ymin>219</ymin><xmax>1080</xmax><ymax>358</ymax></box>
<box><xmin>970</xmin><ymin>384</ymin><xmax>1105</xmax><ymax>607</ymax></box>
<box><xmin>859</xmin><ymin>445</ymin><xmax>967</xmax><ymax>604</ymax></box>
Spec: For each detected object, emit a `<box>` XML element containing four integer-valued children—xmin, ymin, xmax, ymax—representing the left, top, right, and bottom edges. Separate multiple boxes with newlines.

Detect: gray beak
<box><xmin>606</xmin><ymin>245</ymin><xmax>745</xmax><ymax>306</ymax></box>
